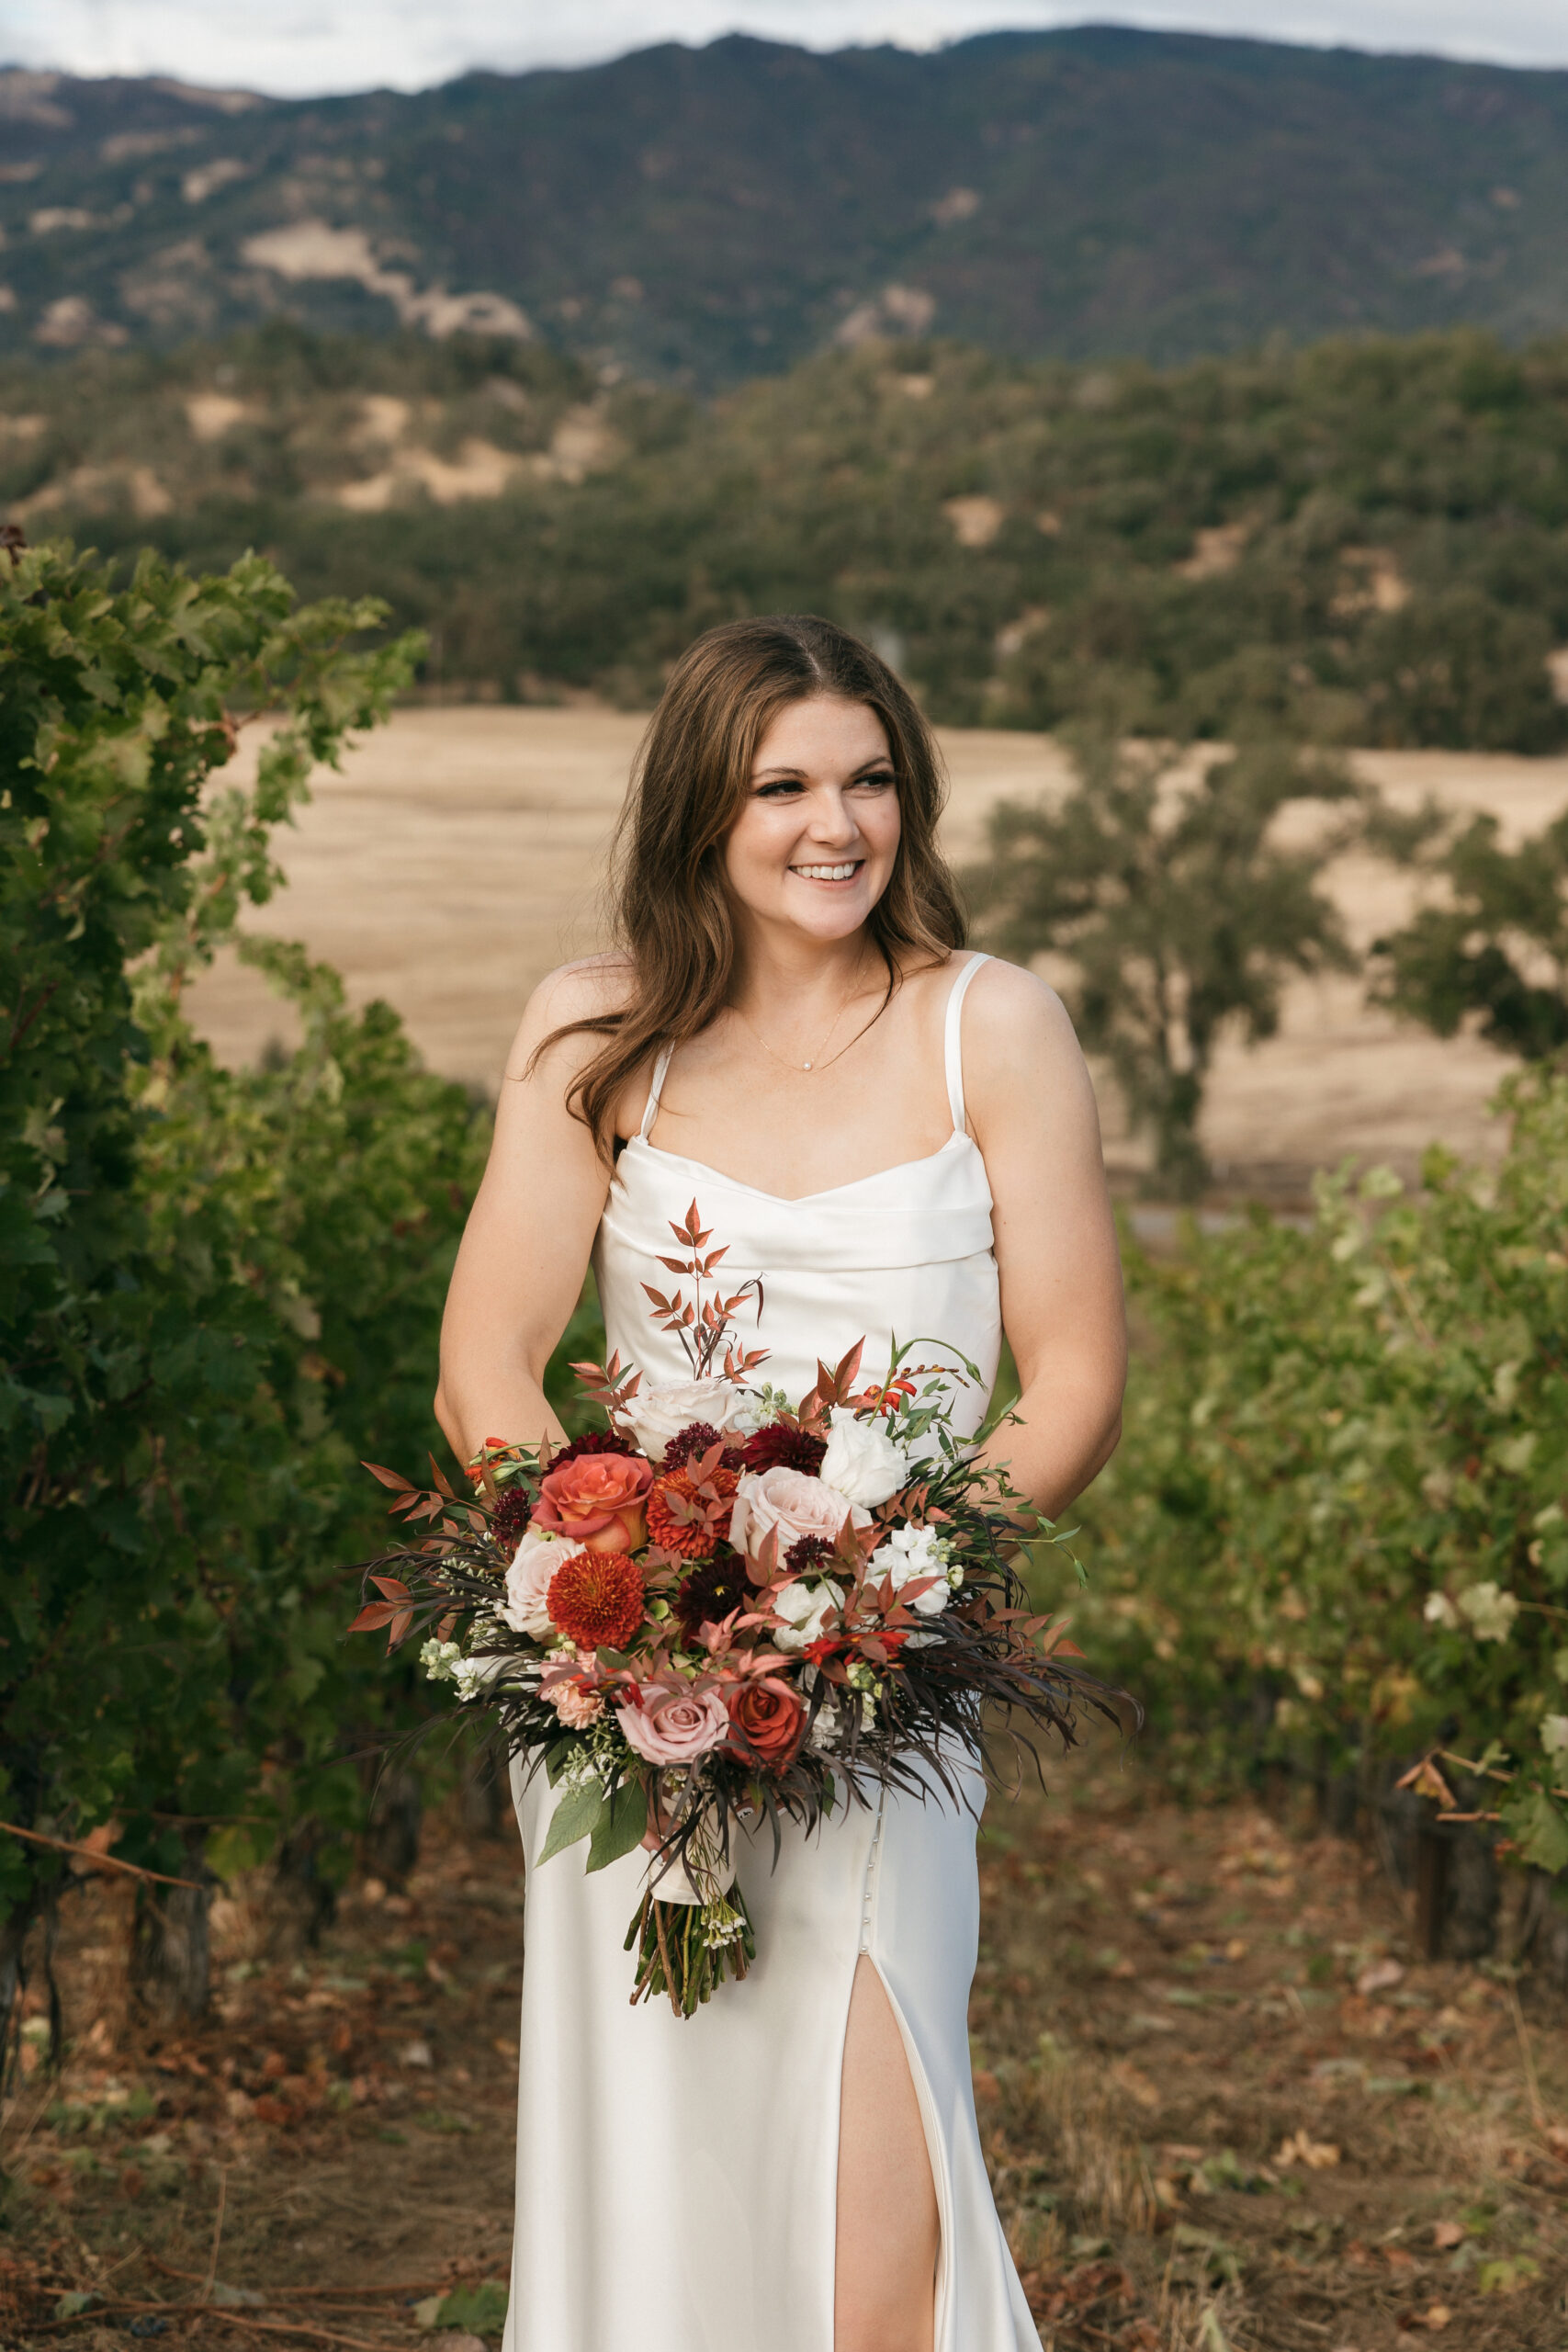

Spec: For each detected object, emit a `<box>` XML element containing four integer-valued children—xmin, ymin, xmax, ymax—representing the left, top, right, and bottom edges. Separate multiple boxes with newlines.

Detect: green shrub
<box><xmin>1060</xmin><ymin>1073</ymin><xmax>1568</xmax><ymax>1874</ymax></box>
<box><xmin>0</xmin><ymin>536</ymin><xmax>495</xmax><ymax>2031</ymax></box>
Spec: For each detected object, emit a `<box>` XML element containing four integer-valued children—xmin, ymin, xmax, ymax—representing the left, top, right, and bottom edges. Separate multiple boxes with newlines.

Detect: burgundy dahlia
<box><xmin>740</xmin><ymin>1422</ymin><xmax>827</xmax><ymax>1477</ymax></box>
<box><xmin>672</xmin><ymin>1548</ymin><xmax>751</xmax><ymax>1642</ymax></box>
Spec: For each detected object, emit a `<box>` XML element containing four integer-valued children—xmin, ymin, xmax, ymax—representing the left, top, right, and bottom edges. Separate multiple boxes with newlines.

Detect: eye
<box><xmin>850</xmin><ymin>770</ymin><xmax>897</xmax><ymax>791</ymax></box>
<box><xmin>754</xmin><ymin>779</ymin><xmax>806</xmax><ymax>800</ymax></box>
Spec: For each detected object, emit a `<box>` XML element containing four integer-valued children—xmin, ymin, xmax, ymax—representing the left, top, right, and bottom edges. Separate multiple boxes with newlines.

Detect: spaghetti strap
<box><xmin>942</xmin><ymin>953</ymin><xmax>988</xmax><ymax>1135</ymax></box>
<box><xmin>638</xmin><ymin>1045</ymin><xmax>674</xmax><ymax>1139</ymax></box>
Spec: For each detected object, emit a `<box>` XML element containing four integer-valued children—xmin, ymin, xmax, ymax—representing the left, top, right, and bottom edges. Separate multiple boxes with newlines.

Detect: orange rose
<box><xmin>725</xmin><ymin>1679</ymin><xmax>806</xmax><ymax>1770</ymax></box>
<box><xmin>532</xmin><ymin>1452</ymin><xmax>652</xmax><ymax>1551</ymax></box>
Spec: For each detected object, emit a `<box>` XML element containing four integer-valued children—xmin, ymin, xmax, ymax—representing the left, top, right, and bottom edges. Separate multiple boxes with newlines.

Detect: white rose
<box><xmin>729</xmin><ymin>1467</ymin><xmax>869</xmax><ymax>1561</ymax></box>
<box><xmin>502</xmin><ymin>1529</ymin><xmax>583</xmax><ymax>1638</ymax></box>
<box><xmin>870</xmin><ymin>1521</ymin><xmax>953</xmax><ymax>1617</ymax></box>
<box><xmin>617</xmin><ymin>1377</ymin><xmax>751</xmax><ymax>1462</ymax></box>
<box><xmin>1458</xmin><ymin>1580</ymin><xmax>1518</xmax><ymax>1644</ymax></box>
<box><xmin>819</xmin><ymin>1404</ymin><xmax>910</xmax><ymax>1510</ymax></box>
<box><xmin>772</xmin><ymin>1577</ymin><xmax>844</xmax><ymax>1653</ymax></box>
<box><xmin>1541</xmin><ymin>1714</ymin><xmax>1568</xmax><ymax>1758</ymax></box>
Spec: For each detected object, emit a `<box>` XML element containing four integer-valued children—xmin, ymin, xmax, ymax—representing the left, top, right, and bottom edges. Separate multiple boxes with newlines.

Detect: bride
<box><xmin>435</xmin><ymin>615</ymin><xmax>1126</xmax><ymax>2352</ymax></box>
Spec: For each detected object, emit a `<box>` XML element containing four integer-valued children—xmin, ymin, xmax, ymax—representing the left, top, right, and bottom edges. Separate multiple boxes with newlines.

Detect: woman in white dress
<box><xmin>435</xmin><ymin>616</ymin><xmax>1126</xmax><ymax>2352</ymax></box>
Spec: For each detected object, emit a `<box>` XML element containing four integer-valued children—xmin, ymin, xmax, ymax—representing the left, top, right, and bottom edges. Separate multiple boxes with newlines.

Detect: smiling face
<box><xmin>722</xmin><ymin>695</ymin><xmax>902</xmax><ymax>950</ymax></box>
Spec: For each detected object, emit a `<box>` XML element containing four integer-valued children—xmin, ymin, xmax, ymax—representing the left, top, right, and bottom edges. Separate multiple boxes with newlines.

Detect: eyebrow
<box><xmin>750</xmin><ymin>757</ymin><xmax>897</xmax><ymax>780</ymax></box>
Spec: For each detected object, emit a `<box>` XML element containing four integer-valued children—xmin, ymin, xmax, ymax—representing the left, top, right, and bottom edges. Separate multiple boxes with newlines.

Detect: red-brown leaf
<box><xmin>348</xmin><ymin>1600</ymin><xmax>400</xmax><ymax>1634</ymax></box>
<box><xmin>362</xmin><ymin>1461</ymin><xmax>415</xmax><ymax>1492</ymax></box>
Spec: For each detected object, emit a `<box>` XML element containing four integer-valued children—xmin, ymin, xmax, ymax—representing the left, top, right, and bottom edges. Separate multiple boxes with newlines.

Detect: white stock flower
<box><xmin>807</xmin><ymin>1700</ymin><xmax>841</xmax><ymax>1752</ymax></box>
<box><xmin>1541</xmin><ymin>1714</ymin><xmax>1568</xmax><ymax>1758</ymax></box>
<box><xmin>502</xmin><ymin>1528</ymin><xmax>583</xmax><ymax>1638</ymax></box>
<box><xmin>1423</xmin><ymin>1591</ymin><xmax>1461</xmax><ymax>1630</ymax></box>
<box><xmin>618</xmin><ymin>1377</ymin><xmax>751</xmax><ymax>1461</ymax></box>
<box><xmin>420</xmin><ymin>1637</ymin><xmax>462</xmax><ymax>1683</ymax></box>
<box><xmin>1458</xmin><ymin>1580</ymin><xmax>1519</xmax><ymax>1644</ymax></box>
<box><xmin>870</xmin><ymin>1521</ymin><xmax>954</xmax><ymax>1617</ymax></box>
<box><xmin>771</xmin><ymin>1577</ymin><xmax>844</xmax><ymax>1653</ymax></box>
<box><xmin>819</xmin><ymin>1405</ymin><xmax>910</xmax><ymax>1509</ymax></box>
<box><xmin>453</xmin><ymin>1654</ymin><xmax>507</xmax><ymax>1702</ymax></box>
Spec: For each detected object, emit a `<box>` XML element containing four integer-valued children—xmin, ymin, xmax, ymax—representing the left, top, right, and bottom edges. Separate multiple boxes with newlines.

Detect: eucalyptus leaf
<box><xmin>537</xmin><ymin>1778</ymin><xmax>607</xmax><ymax>1865</ymax></box>
<box><xmin>587</xmin><ymin>1779</ymin><xmax>648</xmax><ymax>1873</ymax></box>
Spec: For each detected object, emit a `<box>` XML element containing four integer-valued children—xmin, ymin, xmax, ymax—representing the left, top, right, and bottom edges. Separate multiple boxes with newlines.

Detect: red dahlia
<box><xmin>546</xmin><ymin>1549</ymin><xmax>646</xmax><ymax>1650</ymax></box>
<box><xmin>740</xmin><ymin>1422</ymin><xmax>827</xmax><ymax>1477</ymax></box>
<box><xmin>648</xmin><ymin>1463</ymin><xmax>739</xmax><ymax>1559</ymax></box>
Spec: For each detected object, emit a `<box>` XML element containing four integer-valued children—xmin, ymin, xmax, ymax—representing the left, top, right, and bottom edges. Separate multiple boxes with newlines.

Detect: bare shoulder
<box><xmin>964</xmin><ymin>956</ymin><xmax>1082</xmax><ymax>1072</ymax></box>
<box><xmin>503</xmin><ymin>954</ymin><xmax>636</xmax><ymax>1081</ymax></box>
<box><xmin>960</xmin><ymin>956</ymin><xmax>1100</xmax><ymax>1159</ymax></box>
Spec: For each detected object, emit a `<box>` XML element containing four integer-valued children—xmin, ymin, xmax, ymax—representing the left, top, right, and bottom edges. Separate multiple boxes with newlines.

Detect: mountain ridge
<box><xmin>5</xmin><ymin>27</ymin><xmax>1568</xmax><ymax>387</ymax></box>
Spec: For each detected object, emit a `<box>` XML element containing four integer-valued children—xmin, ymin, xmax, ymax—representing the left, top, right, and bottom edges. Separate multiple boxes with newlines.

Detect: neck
<box><xmin>728</xmin><ymin>922</ymin><xmax>882</xmax><ymax>1020</ymax></box>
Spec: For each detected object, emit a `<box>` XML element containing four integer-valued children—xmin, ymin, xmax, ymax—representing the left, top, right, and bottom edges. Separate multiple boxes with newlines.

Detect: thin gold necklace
<box><xmin>731</xmin><ymin>978</ymin><xmax>868</xmax><ymax>1074</ymax></box>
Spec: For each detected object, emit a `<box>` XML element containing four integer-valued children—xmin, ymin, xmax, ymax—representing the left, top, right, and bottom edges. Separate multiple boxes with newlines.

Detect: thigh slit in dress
<box><xmin>502</xmin><ymin>953</ymin><xmax>1041</xmax><ymax>2352</ymax></box>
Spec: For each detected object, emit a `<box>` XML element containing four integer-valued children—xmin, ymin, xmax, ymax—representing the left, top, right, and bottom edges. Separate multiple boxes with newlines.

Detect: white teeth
<box><xmin>793</xmin><ymin>863</ymin><xmax>858</xmax><ymax>880</ymax></box>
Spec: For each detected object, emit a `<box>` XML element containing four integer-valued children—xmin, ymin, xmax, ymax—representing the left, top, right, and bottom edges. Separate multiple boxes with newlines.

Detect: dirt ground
<box><xmin>5</xmin><ymin>1741</ymin><xmax>1565</xmax><ymax>2352</ymax></box>
<box><xmin>185</xmin><ymin>709</ymin><xmax>1568</xmax><ymax>1194</ymax></box>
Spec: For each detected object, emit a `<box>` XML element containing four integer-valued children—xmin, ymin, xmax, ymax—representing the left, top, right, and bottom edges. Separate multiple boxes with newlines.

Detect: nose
<box><xmin>806</xmin><ymin>785</ymin><xmax>859</xmax><ymax>844</ymax></box>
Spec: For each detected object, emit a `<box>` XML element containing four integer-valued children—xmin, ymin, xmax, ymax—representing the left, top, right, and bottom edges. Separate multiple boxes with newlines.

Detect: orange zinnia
<box><xmin>546</xmin><ymin>1550</ymin><xmax>646</xmax><ymax>1650</ymax></box>
<box><xmin>647</xmin><ymin>1464</ymin><xmax>739</xmax><ymax>1560</ymax></box>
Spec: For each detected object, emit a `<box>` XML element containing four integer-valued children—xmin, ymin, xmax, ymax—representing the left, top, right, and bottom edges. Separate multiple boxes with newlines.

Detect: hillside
<box><xmin>8</xmin><ymin>324</ymin><xmax>1568</xmax><ymax>750</ymax></box>
<box><xmin>6</xmin><ymin>29</ymin><xmax>1568</xmax><ymax>386</ymax></box>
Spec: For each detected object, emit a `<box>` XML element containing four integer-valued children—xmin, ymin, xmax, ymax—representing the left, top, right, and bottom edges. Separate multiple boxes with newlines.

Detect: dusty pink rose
<box><xmin>615</xmin><ymin>1685</ymin><xmax>730</xmax><ymax>1766</ymax></box>
<box><xmin>728</xmin><ymin>1466</ymin><xmax>869</xmax><ymax>1561</ymax></box>
<box><xmin>532</xmin><ymin>1451</ymin><xmax>653</xmax><ymax>1551</ymax></box>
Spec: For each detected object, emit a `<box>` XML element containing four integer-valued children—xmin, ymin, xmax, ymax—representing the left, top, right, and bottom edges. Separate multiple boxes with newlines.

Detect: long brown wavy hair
<box><xmin>540</xmin><ymin>614</ymin><xmax>966</xmax><ymax>1159</ymax></box>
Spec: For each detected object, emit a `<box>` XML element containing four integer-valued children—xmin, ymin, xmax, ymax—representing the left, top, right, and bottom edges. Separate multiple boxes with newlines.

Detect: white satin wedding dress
<box><xmin>503</xmin><ymin>952</ymin><xmax>1040</xmax><ymax>2352</ymax></box>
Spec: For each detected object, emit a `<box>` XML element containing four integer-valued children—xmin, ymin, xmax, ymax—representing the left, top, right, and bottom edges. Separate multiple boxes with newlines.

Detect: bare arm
<box><xmin>434</xmin><ymin>962</ymin><xmax>633</xmax><ymax>1465</ymax></box>
<box><xmin>964</xmin><ymin>961</ymin><xmax>1127</xmax><ymax>1520</ymax></box>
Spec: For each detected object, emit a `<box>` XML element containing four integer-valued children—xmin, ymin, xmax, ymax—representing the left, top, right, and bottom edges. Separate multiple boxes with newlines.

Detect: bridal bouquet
<box><xmin>349</xmin><ymin>1203</ymin><xmax>1113</xmax><ymax>2016</ymax></box>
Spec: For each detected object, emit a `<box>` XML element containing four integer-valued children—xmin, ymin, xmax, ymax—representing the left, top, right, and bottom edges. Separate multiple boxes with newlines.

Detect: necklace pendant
<box><xmin>803</xmin><ymin>1060</ymin><xmax>812</xmax><ymax>1071</ymax></box>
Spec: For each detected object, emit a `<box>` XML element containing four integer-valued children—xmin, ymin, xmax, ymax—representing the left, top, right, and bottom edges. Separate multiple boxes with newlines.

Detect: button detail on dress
<box><xmin>858</xmin><ymin>1786</ymin><xmax>886</xmax><ymax>1955</ymax></box>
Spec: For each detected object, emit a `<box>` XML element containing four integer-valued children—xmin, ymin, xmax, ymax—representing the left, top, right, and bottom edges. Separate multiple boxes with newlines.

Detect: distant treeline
<box><xmin>7</xmin><ymin>321</ymin><xmax>1568</xmax><ymax>751</ymax></box>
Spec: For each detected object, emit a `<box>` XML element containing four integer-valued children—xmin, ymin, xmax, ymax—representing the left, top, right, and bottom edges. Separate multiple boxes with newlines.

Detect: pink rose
<box><xmin>532</xmin><ymin>1452</ymin><xmax>653</xmax><ymax>1551</ymax></box>
<box><xmin>502</xmin><ymin>1530</ymin><xmax>582</xmax><ymax>1638</ymax></box>
<box><xmin>728</xmin><ymin>1466</ymin><xmax>869</xmax><ymax>1561</ymax></box>
<box><xmin>552</xmin><ymin>1682</ymin><xmax>604</xmax><ymax>1728</ymax></box>
<box><xmin>615</xmin><ymin>1685</ymin><xmax>731</xmax><ymax>1766</ymax></box>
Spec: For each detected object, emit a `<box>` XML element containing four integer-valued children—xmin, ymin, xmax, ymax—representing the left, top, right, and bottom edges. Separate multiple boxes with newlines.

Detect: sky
<box><xmin>5</xmin><ymin>0</ymin><xmax>1568</xmax><ymax>97</ymax></box>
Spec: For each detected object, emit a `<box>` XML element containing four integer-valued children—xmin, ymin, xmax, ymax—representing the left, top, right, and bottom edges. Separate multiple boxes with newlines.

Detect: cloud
<box><xmin>6</xmin><ymin>0</ymin><xmax>1568</xmax><ymax>97</ymax></box>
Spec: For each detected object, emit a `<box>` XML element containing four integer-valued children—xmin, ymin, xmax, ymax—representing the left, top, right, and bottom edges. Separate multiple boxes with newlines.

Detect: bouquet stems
<box><xmin>625</xmin><ymin>1882</ymin><xmax>757</xmax><ymax>2017</ymax></box>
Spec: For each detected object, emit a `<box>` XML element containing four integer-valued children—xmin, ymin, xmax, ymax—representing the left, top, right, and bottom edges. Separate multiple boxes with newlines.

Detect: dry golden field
<box><xmin>185</xmin><ymin>709</ymin><xmax>1568</xmax><ymax>1193</ymax></box>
